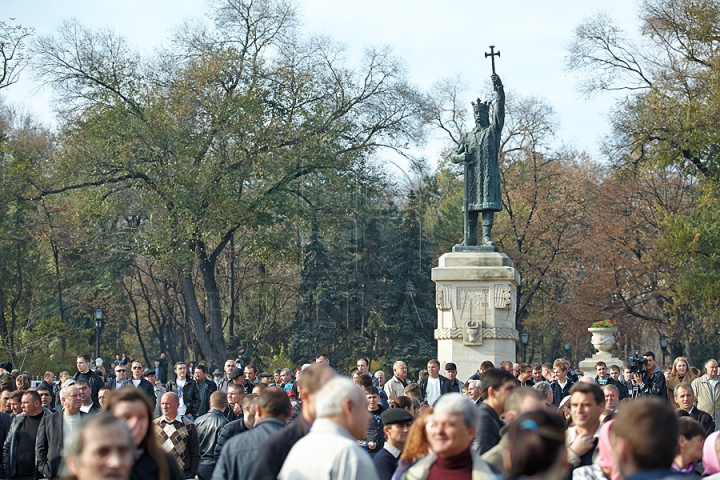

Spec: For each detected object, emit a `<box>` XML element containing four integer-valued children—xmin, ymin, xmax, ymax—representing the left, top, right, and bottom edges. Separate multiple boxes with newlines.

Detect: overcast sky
<box><xmin>2</xmin><ymin>1</ymin><xmax>642</xmax><ymax>174</ymax></box>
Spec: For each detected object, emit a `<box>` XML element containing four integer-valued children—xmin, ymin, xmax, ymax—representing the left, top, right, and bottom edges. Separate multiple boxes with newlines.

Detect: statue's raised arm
<box><xmin>491</xmin><ymin>74</ymin><xmax>505</xmax><ymax>135</ymax></box>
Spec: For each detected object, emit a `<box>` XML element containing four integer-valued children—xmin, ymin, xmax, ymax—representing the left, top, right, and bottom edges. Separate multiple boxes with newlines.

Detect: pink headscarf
<box><xmin>703</xmin><ymin>431</ymin><xmax>720</xmax><ymax>475</ymax></box>
<box><xmin>598</xmin><ymin>420</ymin><xmax>621</xmax><ymax>480</ymax></box>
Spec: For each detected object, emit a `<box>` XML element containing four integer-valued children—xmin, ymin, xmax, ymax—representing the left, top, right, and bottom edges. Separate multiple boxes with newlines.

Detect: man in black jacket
<box><xmin>675</xmin><ymin>383</ymin><xmax>715</xmax><ymax>433</ymax></box>
<box><xmin>166</xmin><ymin>362</ymin><xmax>201</xmax><ymax>420</ymax></box>
<box><xmin>195</xmin><ymin>365</ymin><xmax>218</xmax><ymax>417</ymax></box>
<box><xmin>551</xmin><ymin>359</ymin><xmax>575</xmax><ymax>406</ymax></box>
<box><xmin>73</xmin><ymin>354</ymin><xmax>103</xmax><ymax>404</ymax></box>
<box><xmin>473</xmin><ymin>368</ymin><xmax>516</xmax><ymax>455</ymax></box>
<box><xmin>122</xmin><ymin>361</ymin><xmax>157</xmax><ymax>408</ymax></box>
<box><xmin>631</xmin><ymin>351</ymin><xmax>667</xmax><ymax>399</ymax></box>
<box><xmin>36</xmin><ymin>385</ymin><xmax>86</xmax><ymax>479</ymax></box>
<box><xmin>418</xmin><ymin>359</ymin><xmax>452</xmax><ymax>406</ymax></box>
<box><xmin>2</xmin><ymin>391</ymin><xmax>47</xmax><ymax>479</ymax></box>
<box><xmin>249</xmin><ymin>364</ymin><xmax>335</xmax><ymax>480</ymax></box>
<box><xmin>196</xmin><ymin>391</ymin><xmax>229</xmax><ymax>480</ymax></box>
<box><xmin>214</xmin><ymin>395</ymin><xmax>257</xmax><ymax>463</ymax></box>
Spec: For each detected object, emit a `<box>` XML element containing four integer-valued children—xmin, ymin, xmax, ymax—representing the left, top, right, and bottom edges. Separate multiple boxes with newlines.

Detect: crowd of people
<box><xmin>0</xmin><ymin>350</ymin><xmax>717</xmax><ymax>480</ymax></box>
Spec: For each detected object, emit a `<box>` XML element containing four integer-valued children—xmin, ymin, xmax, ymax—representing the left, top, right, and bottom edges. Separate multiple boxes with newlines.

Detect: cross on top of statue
<box><xmin>485</xmin><ymin>45</ymin><xmax>500</xmax><ymax>74</ymax></box>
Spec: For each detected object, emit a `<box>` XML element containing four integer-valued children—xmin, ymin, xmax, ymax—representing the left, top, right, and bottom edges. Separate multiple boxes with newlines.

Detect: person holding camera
<box><xmin>630</xmin><ymin>351</ymin><xmax>666</xmax><ymax>399</ymax></box>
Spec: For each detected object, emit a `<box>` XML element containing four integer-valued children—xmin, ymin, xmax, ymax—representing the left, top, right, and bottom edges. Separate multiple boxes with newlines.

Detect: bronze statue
<box><xmin>451</xmin><ymin>71</ymin><xmax>505</xmax><ymax>249</ymax></box>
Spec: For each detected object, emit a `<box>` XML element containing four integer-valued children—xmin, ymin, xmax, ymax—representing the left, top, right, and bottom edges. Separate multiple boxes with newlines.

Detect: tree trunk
<box><xmin>180</xmin><ymin>270</ymin><xmax>219</xmax><ymax>363</ymax></box>
<box><xmin>199</xmin><ymin>256</ymin><xmax>227</xmax><ymax>360</ymax></box>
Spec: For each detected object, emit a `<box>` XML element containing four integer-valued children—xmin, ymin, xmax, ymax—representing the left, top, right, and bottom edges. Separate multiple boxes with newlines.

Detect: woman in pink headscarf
<box><xmin>702</xmin><ymin>431</ymin><xmax>720</xmax><ymax>478</ymax></box>
<box><xmin>572</xmin><ymin>420</ymin><xmax>619</xmax><ymax>480</ymax></box>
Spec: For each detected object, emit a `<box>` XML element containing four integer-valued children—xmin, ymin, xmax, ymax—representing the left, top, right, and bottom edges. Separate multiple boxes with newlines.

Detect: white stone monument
<box><xmin>431</xmin><ymin>250</ymin><xmax>520</xmax><ymax>380</ymax></box>
<box><xmin>578</xmin><ymin>327</ymin><xmax>623</xmax><ymax>373</ymax></box>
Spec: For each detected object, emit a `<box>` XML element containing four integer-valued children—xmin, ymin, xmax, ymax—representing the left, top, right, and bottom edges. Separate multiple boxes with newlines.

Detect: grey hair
<box><xmin>432</xmin><ymin>392</ymin><xmax>480</xmax><ymax>429</ymax></box>
<box><xmin>469</xmin><ymin>379</ymin><xmax>481</xmax><ymax>389</ymax></box>
<box><xmin>393</xmin><ymin>361</ymin><xmax>406</xmax><ymax>369</ymax></box>
<box><xmin>533</xmin><ymin>381</ymin><xmax>552</xmax><ymax>396</ymax></box>
<box><xmin>63</xmin><ymin>412</ymin><xmax>133</xmax><ymax>461</ymax></box>
<box><xmin>281</xmin><ymin>368</ymin><xmax>294</xmax><ymax>376</ymax></box>
<box><xmin>315</xmin><ymin>377</ymin><xmax>365</xmax><ymax>419</ymax></box>
<box><xmin>374</xmin><ymin>370</ymin><xmax>385</xmax><ymax>377</ymax></box>
<box><xmin>705</xmin><ymin>359</ymin><xmax>718</xmax><ymax>369</ymax></box>
<box><xmin>59</xmin><ymin>384</ymin><xmax>78</xmax><ymax>401</ymax></box>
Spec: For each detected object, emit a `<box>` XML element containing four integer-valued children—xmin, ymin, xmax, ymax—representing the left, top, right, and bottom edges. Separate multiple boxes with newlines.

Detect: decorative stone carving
<box><xmin>456</xmin><ymin>287</ymin><xmax>490</xmax><ymax>310</ymax></box>
<box><xmin>483</xmin><ymin>327</ymin><xmax>519</xmax><ymax>340</ymax></box>
<box><xmin>434</xmin><ymin>328</ymin><xmax>463</xmax><ymax>340</ymax></box>
<box><xmin>494</xmin><ymin>284</ymin><xmax>512</xmax><ymax>309</ymax></box>
<box><xmin>464</xmin><ymin>321</ymin><xmax>482</xmax><ymax>345</ymax></box>
<box><xmin>436</xmin><ymin>284</ymin><xmax>451</xmax><ymax>311</ymax></box>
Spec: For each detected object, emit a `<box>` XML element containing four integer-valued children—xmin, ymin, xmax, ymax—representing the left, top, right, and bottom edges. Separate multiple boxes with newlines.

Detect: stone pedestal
<box><xmin>578</xmin><ymin>328</ymin><xmax>623</xmax><ymax>373</ymax></box>
<box><xmin>431</xmin><ymin>251</ymin><xmax>520</xmax><ymax>380</ymax></box>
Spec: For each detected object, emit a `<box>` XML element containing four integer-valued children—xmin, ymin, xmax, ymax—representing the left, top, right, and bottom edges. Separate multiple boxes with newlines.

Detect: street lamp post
<box><xmin>660</xmin><ymin>334</ymin><xmax>668</xmax><ymax>367</ymax></box>
<box><xmin>520</xmin><ymin>331</ymin><xmax>529</xmax><ymax>362</ymax></box>
<box><xmin>94</xmin><ymin>308</ymin><xmax>103</xmax><ymax>361</ymax></box>
<box><xmin>564</xmin><ymin>341</ymin><xmax>571</xmax><ymax>364</ymax></box>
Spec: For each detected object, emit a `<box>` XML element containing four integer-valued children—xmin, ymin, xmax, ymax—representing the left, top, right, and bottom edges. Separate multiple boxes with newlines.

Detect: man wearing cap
<box><xmin>259</xmin><ymin>372</ymin><xmax>273</xmax><ymax>385</ymax></box>
<box><xmin>143</xmin><ymin>369</ymin><xmax>166</xmax><ymax>418</ymax></box>
<box><xmin>445</xmin><ymin>363</ymin><xmax>463</xmax><ymax>393</ymax></box>
<box><xmin>373</xmin><ymin>408</ymin><xmax>413</xmax><ymax>480</ymax></box>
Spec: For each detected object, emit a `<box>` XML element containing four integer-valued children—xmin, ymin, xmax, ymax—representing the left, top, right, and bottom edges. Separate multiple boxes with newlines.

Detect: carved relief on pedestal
<box><xmin>494</xmin><ymin>284</ymin><xmax>512</xmax><ymax>309</ymax></box>
<box><xmin>456</xmin><ymin>287</ymin><xmax>490</xmax><ymax>311</ymax></box>
<box><xmin>434</xmin><ymin>328</ymin><xmax>463</xmax><ymax>340</ymax></box>
<box><xmin>464</xmin><ymin>321</ymin><xmax>482</xmax><ymax>345</ymax></box>
<box><xmin>483</xmin><ymin>327</ymin><xmax>519</xmax><ymax>340</ymax></box>
<box><xmin>435</xmin><ymin>284</ymin><xmax>451</xmax><ymax>311</ymax></box>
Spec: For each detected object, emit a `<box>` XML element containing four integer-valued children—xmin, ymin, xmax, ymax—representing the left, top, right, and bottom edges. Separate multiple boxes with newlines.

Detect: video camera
<box><xmin>627</xmin><ymin>350</ymin><xmax>648</xmax><ymax>376</ymax></box>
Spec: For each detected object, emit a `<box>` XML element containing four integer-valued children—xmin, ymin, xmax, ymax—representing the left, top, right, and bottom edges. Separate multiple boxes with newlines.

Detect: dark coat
<box><xmin>551</xmin><ymin>379</ymin><xmax>575</xmax><ymax>406</ymax></box>
<box><xmin>373</xmin><ymin>446</ymin><xmax>400</xmax><ymax>480</ymax></box>
<box><xmin>196</xmin><ymin>378</ymin><xmax>218</xmax><ymax>418</ymax></box>
<box><xmin>638</xmin><ymin>365</ymin><xmax>667</xmax><ymax>398</ymax></box>
<box><xmin>36</xmin><ymin>411</ymin><xmax>86</xmax><ymax>479</ymax></box>
<box><xmin>690</xmin><ymin>407</ymin><xmax>715</xmax><ymax>434</ymax></box>
<box><xmin>249</xmin><ymin>417</ymin><xmax>307</xmax><ymax>480</ymax></box>
<box><xmin>130</xmin><ymin>449</ymin><xmax>184</xmax><ymax>480</ymax></box>
<box><xmin>2</xmin><ymin>411</ymin><xmax>46</xmax><ymax>478</ymax></box>
<box><xmin>417</xmin><ymin>375</ymin><xmax>453</xmax><ymax>403</ymax></box>
<box><xmin>212</xmin><ymin>417</ymin><xmax>286</xmax><ymax>480</ymax></box>
<box><xmin>195</xmin><ymin>409</ymin><xmax>228</xmax><ymax>480</ymax></box>
<box><xmin>596</xmin><ymin>376</ymin><xmax>629</xmax><ymax>400</ymax></box>
<box><xmin>473</xmin><ymin>402</ymin><xmax>504</xmax><ymax>455</ymax></box>
<box><xmin>121</xmin><ymin>378</ymin><xmax>157</xmax><ymax>408</ymax></box>
<box><xmin>213</xmin><ymin>418</ymin><xmax>249</xmax><ymax>462</ymax></box>
<box><xmin>165</xmin><ymin>376</ymin><xmax>201</xmax><ymax>418</ymax></box>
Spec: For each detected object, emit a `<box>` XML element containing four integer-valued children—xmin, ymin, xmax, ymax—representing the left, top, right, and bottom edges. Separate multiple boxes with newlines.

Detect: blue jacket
<box><xmin>212</xmin><ymin>417</ymin><xmax>287</xmax><ymax>480</ymax></box>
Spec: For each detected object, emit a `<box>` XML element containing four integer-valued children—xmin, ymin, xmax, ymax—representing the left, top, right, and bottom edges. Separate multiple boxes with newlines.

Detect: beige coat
<box><xmin>667</xmin><ymin>371</ymin><xmax>697</xmax><ymax>409</ymax></box>
<box><xmin>691</xmin><ymin>375</ymin><xmax>720</xmax><ymax>429</ymax></box>
<box><xmin>400</xmin><ymin>450</ymin><xmax>495</xmax><ymax>480</ymax></box>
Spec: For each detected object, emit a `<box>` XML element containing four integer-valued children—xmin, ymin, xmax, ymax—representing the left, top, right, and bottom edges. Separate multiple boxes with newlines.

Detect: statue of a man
<box><xmin>451</xmin><ymin>74</ymin><xmax>505</xmax><ymax>247</ymax></box>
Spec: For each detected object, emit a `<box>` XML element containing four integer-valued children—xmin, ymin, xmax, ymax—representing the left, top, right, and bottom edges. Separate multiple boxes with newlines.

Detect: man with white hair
<box><xmin>398</xmin><ymin>393</ymin><xmax>495</xmax><ymax>479</ymax></box>
<box><xmin>279</xmin><ymin>377</ymin><xmax>379</xmax><ymax>480</ymax></box>
<box><xmin>467</xmin><ymin>380</ymin><xmax>482</xmax><ymax>405</ymax></box>
<box><xmin>384</xmin><ymin>362</ymin><xmax>408</xmax><ymax>402</ymax></box>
